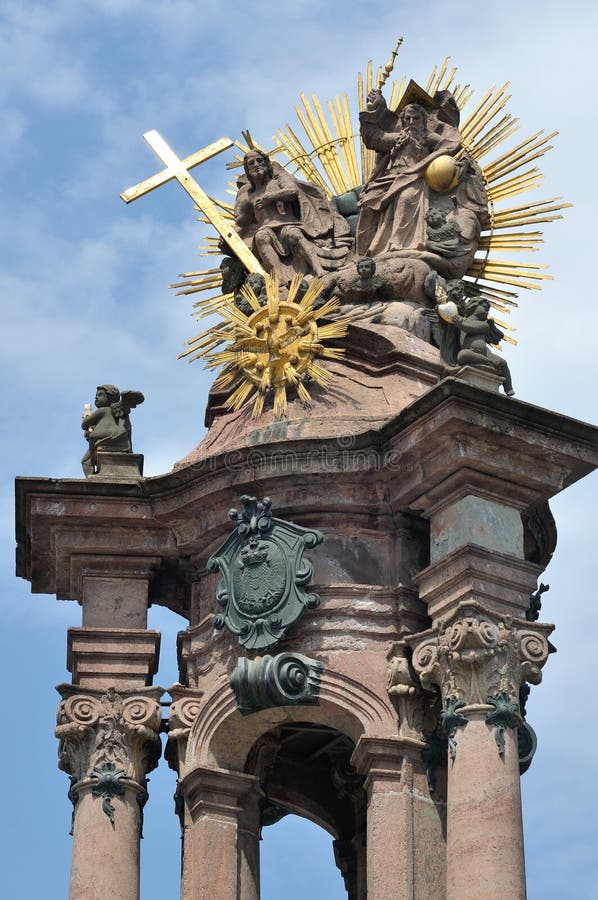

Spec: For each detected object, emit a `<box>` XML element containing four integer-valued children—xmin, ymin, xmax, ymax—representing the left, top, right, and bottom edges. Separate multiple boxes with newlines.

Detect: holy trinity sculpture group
<box><xmin>115</xmin><ymin>43</ymin><xmax>568</xmax><ymax>423</ymax></box>
<box><xmin>217</xmin><ymin>79</ymin><xmax>513</xmax><ymax>398</ymax></box>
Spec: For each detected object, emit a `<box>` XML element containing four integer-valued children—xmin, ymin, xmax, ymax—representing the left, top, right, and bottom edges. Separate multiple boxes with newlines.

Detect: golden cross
<box><xmin>121</xmin><ymin>130</ymin><xmax>265</xmax><ymax>275</ymax></box>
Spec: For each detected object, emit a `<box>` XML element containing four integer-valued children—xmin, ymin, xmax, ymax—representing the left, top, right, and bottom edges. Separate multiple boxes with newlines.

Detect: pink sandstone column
<box><xmin>55</xmin><ymin>686</ymin><xmax>163</xmax><ymax>900</ymax></box>
<box><xmin>179</xmin><ymin>767</ymin><xmax>261</xmax><ymax>900</ymax></box>
<box><xmin>69</xmin><ymin>780</ymin><xmax>145</xmax><ymax>900</ymax></box>
<box><xmin>446</xmin><ymin>707</ymin><xmax>525</xmax><ymax>899</ymax></box>
<box><xmin>409</xmin><ymin>605</ymin><xmax>552</xmax><ymax>900</ymax></box>
<box><xmin>353</xmin><ymin>736</ymin><xmax>443</xmax><ymax>900</ymax></box>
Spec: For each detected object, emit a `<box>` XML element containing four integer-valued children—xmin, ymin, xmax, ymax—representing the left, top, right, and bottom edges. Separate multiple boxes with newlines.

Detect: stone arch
<box><xmin>186</xmin><ymin>665</ymin><xmax>398</xmax><ymax>772</ymax></box>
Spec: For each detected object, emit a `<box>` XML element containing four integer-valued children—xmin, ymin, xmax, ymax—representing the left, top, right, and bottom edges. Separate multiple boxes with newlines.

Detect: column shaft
<box><xmin>180</xmin><ymin>767</ymin><xmax>261</xmax><ymax>900</ymax></box>
<box><xmin>447</xmin><ymin>711</ymin><xmax>525</xmax><ymax>900</ymax></box>
<box><xmin>70</xmin><ymin>783</ymin><xmax>143</xmax><ymax>900</ymax></box>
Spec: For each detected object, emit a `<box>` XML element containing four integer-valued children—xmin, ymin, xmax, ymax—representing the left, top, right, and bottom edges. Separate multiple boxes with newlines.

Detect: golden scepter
<box><xmin>377</xmin><ymin>36</ymin><xmax>404</xmax><ymax>89</ymax></box>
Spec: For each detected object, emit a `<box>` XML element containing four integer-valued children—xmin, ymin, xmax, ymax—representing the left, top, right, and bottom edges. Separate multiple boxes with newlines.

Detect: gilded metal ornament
<box><xmin>179</xmin><ymin>272</ymin><xmax>347</xmax><ymax>418</ymax></box>
<box><xmin>208</xmin><ymin>495</ymin><xmax>324</xmax><ymax>650</ymax></box>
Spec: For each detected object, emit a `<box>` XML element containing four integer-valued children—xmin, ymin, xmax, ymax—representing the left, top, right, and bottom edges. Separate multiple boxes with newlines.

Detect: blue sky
<box><xmin>1</xmin><ymin>1</ymin><xmax>597</xmax><ymax>897</ymax></box>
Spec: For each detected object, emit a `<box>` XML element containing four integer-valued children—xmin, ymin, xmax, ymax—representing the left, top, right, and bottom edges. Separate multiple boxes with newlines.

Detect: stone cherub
<box><xmin>81</xmin><ymin>384</ymin><xmax>144</xmax><ymax>476</ymax></box>
<box><xmin>435</xmin><ymin>280</ymin><xmax>515</xmax><ymax>396</ymax></box>
<box><xmin>425</xmin><ymin>206</ymin><xmax>461</xmax><ymax>255</ymax></box>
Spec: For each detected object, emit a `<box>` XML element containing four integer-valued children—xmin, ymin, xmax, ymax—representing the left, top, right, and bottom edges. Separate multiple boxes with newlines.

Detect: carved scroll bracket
<box><xmin>165</xmin><ymin>685</ymin><xmax>204</xmax><ymax>774</ymax></box>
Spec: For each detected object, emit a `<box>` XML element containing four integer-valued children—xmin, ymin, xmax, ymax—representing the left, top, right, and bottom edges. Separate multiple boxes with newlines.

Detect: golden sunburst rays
<box><xmin>178</xmin><ymin>273</ymin><xmax>347</xmax><ymax>418</ymax></box>
<box><xmin>244</xmin><ymin>48</ymin><xmax>567</xmax><ymax>308</ymax></box>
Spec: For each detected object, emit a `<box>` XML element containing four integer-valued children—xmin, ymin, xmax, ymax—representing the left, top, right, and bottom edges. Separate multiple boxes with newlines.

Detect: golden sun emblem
<box><xmin>179</xmin><ymin>273</ymin><xmax>347</xmax><ymax>418</ymax></box>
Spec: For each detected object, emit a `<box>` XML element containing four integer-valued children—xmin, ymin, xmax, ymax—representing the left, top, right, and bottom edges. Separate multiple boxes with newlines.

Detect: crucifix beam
<box><xmin>120</xmin><ymin>130</ymin><xmax>265</xmax><ymax>275</ymax></box>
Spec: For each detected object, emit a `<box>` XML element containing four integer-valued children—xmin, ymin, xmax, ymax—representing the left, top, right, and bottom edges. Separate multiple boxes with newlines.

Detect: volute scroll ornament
<box><xmin>208</xmin><ymin>495</ymin><xmax>324</xmax><ymax>651</ymax></box>
<box><xmin>230</xmin><ymin>652</ymin><xmax>323</xmax><ymax>714</ymax></box>
<box><xmin>165</xmin><ymin>687</ymin><xmax>203</xmax><ymax>773</ymax></box>
<box><xmin>408</xmin><ymin>602</ymin><xmax>553</xmax><ymax>707</ymax></box>
<box><xmin>407</xmin><ymin>602</ymin><xmax>554</xmax><ymax>763</ymax></box>
<box><xmin>55</xmin><ymin>686</ymin><xmax>163</xmax><ymax>826</ymax></box>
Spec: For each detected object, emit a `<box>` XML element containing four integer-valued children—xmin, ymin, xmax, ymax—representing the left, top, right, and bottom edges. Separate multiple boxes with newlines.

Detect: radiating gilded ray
<box><xmin>462</xmin><ymin>90</ymin><xmax>512</xmax><ymax>148</ymax></box>
<box><xmin>295</xmin><ymin>93</ymin><xmax>348</xmax><ymax>195</ymax></box>
<box><xmin>491</xmin><ymin>197</ymin><xmax>571</xmax><ymax>226</ymax></box>
<box><xmin>341</xmin><ymin>92</ymin><xmax>361</xmax><ymax>187</ymax></box>
<box><xmin>468</xmin><ymin>270</ymin><xmax>545</xmax><ymax>290</ymax></box>
<box><xmin>307</xmin><ymin>361</ymin><xmax>333</xmax><ymax>387</ymax></box>
<box><xmin>478</xmin><ymin>232</ymin><xmax>543</xmax><ymax>252</ymax></box>
<box><xmin>452</xmin><ymin>84</ymin><xmax>474</xmax><ymax>108</ymax></box>
<box><xmin>425</xmin><ymin>65</ymin><xmax>438</xmax><ymax>95</ymax></box>
<box><xmin>286</xmin><ymin>274</ymin><xmax>306</xmax><ymax>306</ymax></box>
<box><xmin>441</xmin><ymin>65</ymin><xmax>457</xmax><ymax>92</ymax></box>
<box><xmin>467</xmin><ymin>117</ymin><xmax>519</xmax><ymax>161</ymax></box>
<box><xmin>484</xmin><ymin>131</ymin><xmax>557</xmax><ymax>182</ymax></box>
<box><xmin>274</xmin><ymin>127</ymin><xmax>329</xmax><ymax>190</ymax></box>
<box><xmin>312</xmin><ymin>297</ymin><xmax>342</xmax><ymax>320</ymax></box>
<box><xmin>311</xmin><ymin>92</ymin><xmax>351</xmax><ymax>193</ymax></box>
<box><xmin>317</xmin><ymin>321</ymin><xmax>349</xmax><ymax>340</ymax></box>
<box><xmin>389</xmin><ymin>76</ymin><xmax>406</xmax><ymax>112</ymax></box>
<box><xmin>170</xmin><ymin>274</ymin><xmax>222</xmax><ymax>289</ymax></box>
<box><xmin>487</xmin><ymin>169</ymin><xmax>544</xmax><ymax>203</ymax></box>
<box><xmin>358</xmin><ymin>65</ymin><xmax>376</xmax><ymax>181</ymax></box>
<box><xmin>428</xmin><ymin>57</ymin><xmax>451</xmax><ymax>96</ymax></box>
<box><xmin>238</xmin><ymin>284</ymin><xmax>262</xmax><ymax>312</ymax></box>
<box><xmin>273</xmin><ymin>384</ymin><xmax>288</xmax><ymax>417</ymax></box>
<box><xmin>213</xmin><ymin>367</ymin><xmax>239</xmax><ymax>390</ymax></box>
<box><xmin>252</xmin><ymin>392</ymin><xmax>265</xmax><ymax>418</ymax></box>
<box><xmin>328</xmin><ymin>95</ymin><xmax>361</xmax><ymax>190</ymax></box>
<box><xmin>296</xmin><ymin>381</ymin><xmax>312</xmax><ymax>405</ymax></box>
<box><xmin>224</xmin><ymin>380</ymin><xmax>256</xmax><ymax>411</ymax></box>
<box><xmin>461</xmin><ymin>83</ymin><xmax>511</xmax><ymax>143</ymax></box>
<box><xmin>471</xmin><ymin>290</ymin><xmax>520</xmax><ymax>308</ymax></box>
<box><xmin>471</xmin><ymin>258</ymin><xmax>551</xmax><ymax>277</ymax></box>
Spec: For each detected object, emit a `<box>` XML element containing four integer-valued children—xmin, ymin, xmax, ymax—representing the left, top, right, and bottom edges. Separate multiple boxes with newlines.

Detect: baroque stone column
<box><xmin>408</xmin><ymin>603</ymin><xmax>553</xmax><ymax>900</ymax></box>
<box><xmin>352</xmin><ymin>734</ymin><xmax>445</xmax><ymax>900</ymax></box>
<box><xmin>55</xmin><ymin>685</ymin><xmax>163</xmax><ymax>900</ymax></box>
<box><xmin>178</xmin><ymin>766</ymin><xmax>262</xmax><ymax>900</ymax></box>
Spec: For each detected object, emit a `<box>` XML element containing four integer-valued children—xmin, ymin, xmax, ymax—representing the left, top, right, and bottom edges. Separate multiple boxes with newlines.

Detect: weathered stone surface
<box><xmin>67</xmin><ymin>627</ymin><xmax>161</xmax><ymax>689</ymax></box>
<box><xmin>15</xmin><ymin>372</ymin><xmax>598</xmax><ymax>900</ymax></box>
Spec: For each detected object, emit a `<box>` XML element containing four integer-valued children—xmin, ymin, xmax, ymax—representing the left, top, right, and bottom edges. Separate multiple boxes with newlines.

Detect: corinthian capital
<box><xmin>55</xmin><ymin>684</ymin><xmax>163</xmax><ymax>784</ymax></box>
<box><xmin>407</xmin><ymin>601</ymin><xmax>553</xmax><ymax>707</ymax></box>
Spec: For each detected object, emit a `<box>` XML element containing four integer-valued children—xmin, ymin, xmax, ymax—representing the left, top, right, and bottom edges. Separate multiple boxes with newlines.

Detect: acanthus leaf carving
<box><xmin>407</xmin><ymin>602</ymin><xmax>554</xmax><ymax>709</ymax></box>
<box><xmin>55</xmin><ymin>685</ymin><xmax>163</xmax><ymax>785</ymax></box>
<box><xmin>485</xmin><ymin>692</ymin><xmax>521</xmax><ymax>758</ymax></box>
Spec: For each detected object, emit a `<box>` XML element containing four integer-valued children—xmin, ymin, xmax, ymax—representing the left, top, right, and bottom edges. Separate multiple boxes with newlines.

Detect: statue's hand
<box><xmin>366</xmin><ymin>89</ymin><xmax>386</xmax><ymax>113</ymax></box>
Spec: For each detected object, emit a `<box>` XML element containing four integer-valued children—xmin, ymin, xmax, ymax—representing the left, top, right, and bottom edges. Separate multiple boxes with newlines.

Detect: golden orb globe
<box><xmin>425</xmin><ymin>155</ymin><xmax>460</xmax><ymax>192</ymax></box>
